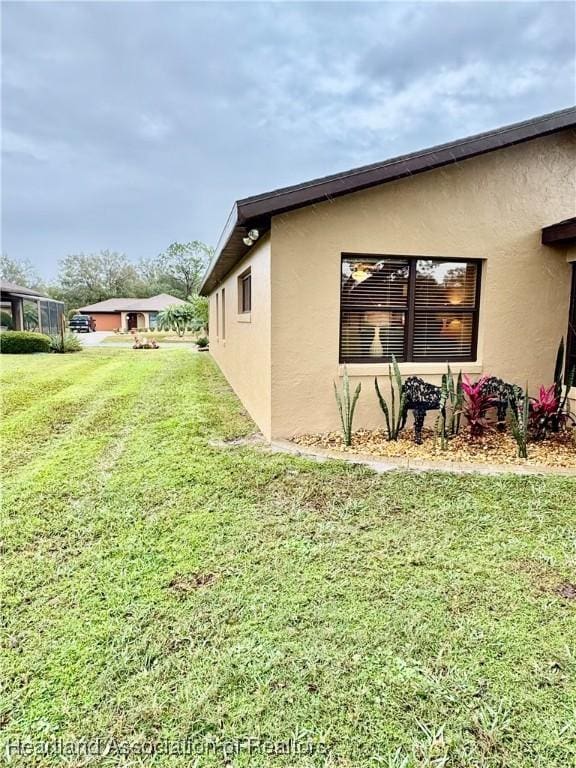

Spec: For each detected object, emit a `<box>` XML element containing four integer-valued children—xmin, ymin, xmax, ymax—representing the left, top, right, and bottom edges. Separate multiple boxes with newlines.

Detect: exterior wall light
<box><xmin>243</xmin><ymin>229</ymin><xmax>260</xmax><ymax>247</ymax></box>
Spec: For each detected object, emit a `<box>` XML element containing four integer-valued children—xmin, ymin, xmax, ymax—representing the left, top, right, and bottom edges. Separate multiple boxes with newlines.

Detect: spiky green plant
<box><xmin>334</xmin><ymin>366</ymin><xmax>361</xmax><ymax>446</ymax></box>
<box><xmin>552</xmin><ymin>337</ymin><xmax>575</xmax><ymax>430</ymax></box>
<box><xmin>435</xmin><ymin>366</ymin><xmax>463</xmax><ymax>449</ymax></box>
<box><xmin>553</xmin><ymin>337</ymin><xmax>565</xmax><ymax>403</ymax></box>
<box><xmin>450</xmin><ymin>366</ymin><xmax>464</xmax><ymax>436</ymax></box>
<box><xmin>436</xmin><ymin>374</ymin><xmax>449</xmax><ymax>450</ymax></box>
<box><xmin>374</xmin><ymin>355</ymin><xmax>405</xmax><ymax>441</ymax></box>
<box><xmin>49</xmin><ymin>332</ymin><xmax>82</xmax><ymax>353</ymax></box>
<box><xmin>509</xmin><ymin>384</ymin><xmax>530</xmax><ymax>459</ymax></box>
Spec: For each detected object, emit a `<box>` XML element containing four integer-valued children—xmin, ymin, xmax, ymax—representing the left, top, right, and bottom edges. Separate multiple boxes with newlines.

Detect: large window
<box><xmin>340</xmin><ymin>255</ymin><xmax>481</xmax><ymax>363</ymax></box>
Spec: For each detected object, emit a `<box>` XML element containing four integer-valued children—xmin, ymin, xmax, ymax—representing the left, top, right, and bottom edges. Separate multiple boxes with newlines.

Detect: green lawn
<box><xmin>101</xmin><ymin>332</ymin><xmax>199</xmax><ymax>343</ymax></box>
<box><xmin>2</xmin><ymin>349</ymin><xmax>575</xmax><ymax>767</ymax></box>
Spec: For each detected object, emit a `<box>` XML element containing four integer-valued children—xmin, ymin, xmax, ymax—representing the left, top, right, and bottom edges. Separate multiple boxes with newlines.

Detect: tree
<box><xmin>156</xmin><ymin>303</ymin><xmax>196</xmax><ymax>337</ymax></box>
<box><xmin>23</xmin><ymin>303</ymin><xmax>40</xmax><ymax>331</ymax></box>
<box><xmin>188</xmin><ymin>294</ymin><xmax>209</xmax><ymax>332</ymax></box>
<box><xmin>141</xmin><ymin>241</ymin><xmax>213</xmax><ymax>300</ymax></box>
<box><xmin>0</xmin><ymin>254</ymin><xmax>44</xmax><ymax>291</ymax></box>
<box><xmin>139</xmin><ymin>257</ymin><xmax>170</xmax><ymax>296</ymax></box>
<box><xmin>54</xmin><ymin>250</ymin><xmax>145</xmax><ymax>308</ymax></box>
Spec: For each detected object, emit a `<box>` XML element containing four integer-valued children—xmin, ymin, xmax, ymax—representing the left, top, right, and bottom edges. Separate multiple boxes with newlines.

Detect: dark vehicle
<box><xmin>69</xmin><ymin>314</ymin><xmax>93</xmax><ymax>333</ymax></box>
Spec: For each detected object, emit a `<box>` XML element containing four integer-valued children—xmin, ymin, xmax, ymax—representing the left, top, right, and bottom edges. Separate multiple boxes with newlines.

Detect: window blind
<box><xmin>340</xmin><ymin>255</ymin><xmax>480</xmax><ymax>363</ymax></box>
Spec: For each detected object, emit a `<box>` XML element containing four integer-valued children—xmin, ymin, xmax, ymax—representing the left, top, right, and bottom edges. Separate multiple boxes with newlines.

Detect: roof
<box><xmin>200</xmin><ymin>106</ymin><xmax>576</xmax><ymax>295</ymax></box>
<box><xmin>542</xmin><ymin>217</ymin><xmax>576</xmax><ymax>246</ymax></box>
<box><xmin>78</xmin><ymin>294</ymin><xmax>187</xmax><ymax>312</ymax></box>
<box><xmin>0</xmin><ymin>280</ymin><xmax>63</xmax><ymax>302</ymax></box>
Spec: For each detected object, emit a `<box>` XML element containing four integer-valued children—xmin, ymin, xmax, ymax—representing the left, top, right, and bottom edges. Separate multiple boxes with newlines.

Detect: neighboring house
<box><xmin>200</xmin><ymin>107</ymin><xmax>576</xmax><ymax>441</ymax></box>
<box><xmin>0</xmin><ymin>281</ymin><xmax>64</xmax><ymax>334</ymax></box>
<box><xmin>77</xmin><ymin>294</ymin><xmax>186</xmax><ymax>331</ymax></box>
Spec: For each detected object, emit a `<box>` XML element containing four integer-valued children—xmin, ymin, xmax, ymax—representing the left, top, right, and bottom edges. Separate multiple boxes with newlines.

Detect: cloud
<box><xmin>138</xmin><ymin>114</ymin><xmax>172</xmax><ymax>141</ymax></box>
<box><xmin>2</xmin><ymin>1</ymin><xmax>574</xmax><ymax>278</ymax></box>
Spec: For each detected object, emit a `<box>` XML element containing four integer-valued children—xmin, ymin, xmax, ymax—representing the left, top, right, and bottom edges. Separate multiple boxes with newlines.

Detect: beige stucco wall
<box><xmin>209</xmin><ymin>236</ymin><xmax>272</xmax><ymax>437</ymax></box>
<box><xmin>269</xmin><ymin>131</ymin><xmax>576</xmax><ymax>437</ymax></box>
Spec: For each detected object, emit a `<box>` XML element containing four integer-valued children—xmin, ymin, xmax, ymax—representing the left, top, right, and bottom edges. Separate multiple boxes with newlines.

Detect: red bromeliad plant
<box><xmin>461</xmin><ymin>375</ymin><xmax>497</xmax><ymax>438</ymax></box>
<box><xmin>529</xmin><ymin>384</ymin><xmax>560</xmax><ymax>440</ymax></box>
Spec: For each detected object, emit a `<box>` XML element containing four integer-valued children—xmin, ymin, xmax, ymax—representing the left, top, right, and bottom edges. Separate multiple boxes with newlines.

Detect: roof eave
<box><xmin>200</xmin><ymin>106</ymin><xmax>576</xmax><ymax>296</ymax></box>
<box><xmin>542</xmin><ymin>217</ymin><xmax>576</xmax><ymax>246</ymax></box>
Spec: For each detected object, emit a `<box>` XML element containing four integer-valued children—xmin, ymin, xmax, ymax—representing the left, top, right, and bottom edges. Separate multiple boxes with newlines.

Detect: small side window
<box><xmin>238</xmin><ymin>269</ymin><xmax>251</xmax><ymax>313</ymax></box>
<box><xmin>221</xmin><ymin>288</ymin><xmax>226</xmax><ymax>340</ymax></box>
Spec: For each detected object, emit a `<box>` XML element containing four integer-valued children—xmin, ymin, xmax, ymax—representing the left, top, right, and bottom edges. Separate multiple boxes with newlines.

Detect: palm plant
<box><xmin>156</xmin><ymin>304</ymin><xmax>195</xmax><ymax>336</ymax></box>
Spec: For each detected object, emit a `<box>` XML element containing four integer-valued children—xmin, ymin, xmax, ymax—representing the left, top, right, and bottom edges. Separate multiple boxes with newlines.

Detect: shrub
<box><xmin>461</xmin><ymin>374</ymin><xmax>496</xmax><ymax>438</ymax></box>
<box><xmin>0</xmin><ymin>311</ymin><xmax>14</xmax><ymax>330</ymax></box>
<box><xmin>374</xmin><ymin>356</ymin><xmax>405</xmax><ymax>441</ymax></box>
<box><xmin>189</xmin><ymin>294</ymin><xmax>209</xmax><ymax>333</ymax></box>
<box><xmin>196</xmin><ymin>336</ymin><xmax>209</xmax><ymax>349</ymax></box>
<box><xmin>49</xmin><ymin>332</ymin><xmax>82</xmax><ymax>353</ymax></box>
<box><xmin>334</xmin><ymin>366</ymin><xmax>361</xmax><ymax>446</ymax></box>
<box><xmin>0</xmin><ymin>331</ymin><xmax>51</xmax><ymax>354</ymax></box>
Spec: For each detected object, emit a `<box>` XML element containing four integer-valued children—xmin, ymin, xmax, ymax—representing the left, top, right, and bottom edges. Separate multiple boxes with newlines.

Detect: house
<box><xmin>77</xmin><ymin>294</ymin><xmax>186</xmax><ymax>331</ymax></box>
<box><xmin>199</xmin><ymin>107</ymin><xmax>576</xmax><ymax>441</ymax></box>
<box><xmin>0</xmin><ymin>281</ymin><xmax>64</xmax><ymax>334</ymax></box>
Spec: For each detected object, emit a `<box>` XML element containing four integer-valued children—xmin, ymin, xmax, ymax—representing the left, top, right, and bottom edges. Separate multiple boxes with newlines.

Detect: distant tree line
<box><xmin>0</xmin><ymin>241</ymin><xmax>213</xmax><ymax>310</ymax></box>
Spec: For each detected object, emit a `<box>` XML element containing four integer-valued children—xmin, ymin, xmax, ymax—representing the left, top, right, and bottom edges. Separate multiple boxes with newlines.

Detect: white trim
<box><xmin>339</xmin><ymin>361</ymin><xmax>483</xmax><ymax>377</ymax></box>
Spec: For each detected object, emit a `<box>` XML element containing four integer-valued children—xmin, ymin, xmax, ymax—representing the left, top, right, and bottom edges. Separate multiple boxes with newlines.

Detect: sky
<box><xmin>2</xmin><ymin>1</ymin><xmax>575</xmax><ymax>280</ymax></box>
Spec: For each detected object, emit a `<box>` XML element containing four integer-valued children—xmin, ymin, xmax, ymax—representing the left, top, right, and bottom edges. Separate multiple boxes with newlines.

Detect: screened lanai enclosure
<box><xmin>0</xmin><ymin>281</ymin><xmax>64</xmax><ymax>335</ymax></box>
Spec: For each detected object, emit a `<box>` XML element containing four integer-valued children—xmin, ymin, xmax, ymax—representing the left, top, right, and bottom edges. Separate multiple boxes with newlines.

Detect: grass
<box><xmin>101</xmin><ymin>332</ymin><xmax>199</xmax><ymax>343</ymax></box>
<box><xmin>2</xmin><ymin>348</ymin><xmax>575</xmax><ymax>767</ymax></box>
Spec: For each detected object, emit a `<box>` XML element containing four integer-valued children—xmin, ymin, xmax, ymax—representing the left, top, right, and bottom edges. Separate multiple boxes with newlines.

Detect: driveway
<box><xmin>75</xmin><ymin>331</ymin><xmax>110</xmax><ymax>347</ymax></box>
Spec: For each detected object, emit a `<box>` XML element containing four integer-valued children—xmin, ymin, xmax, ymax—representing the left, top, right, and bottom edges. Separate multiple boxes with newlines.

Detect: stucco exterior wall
<box><xmin>89</xmin><ymin>312</ymin><xmax>121</xmax><ymax>331</ymax></box>
<box><xmin>269</xmin><ymin>131</ymin><xmax>576</xmax><ymax>437</ymax></box>
<box><xmin>209</xmin><ymin>236</ymin><xmax>272</xmax><ymax>437</ymax></box>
